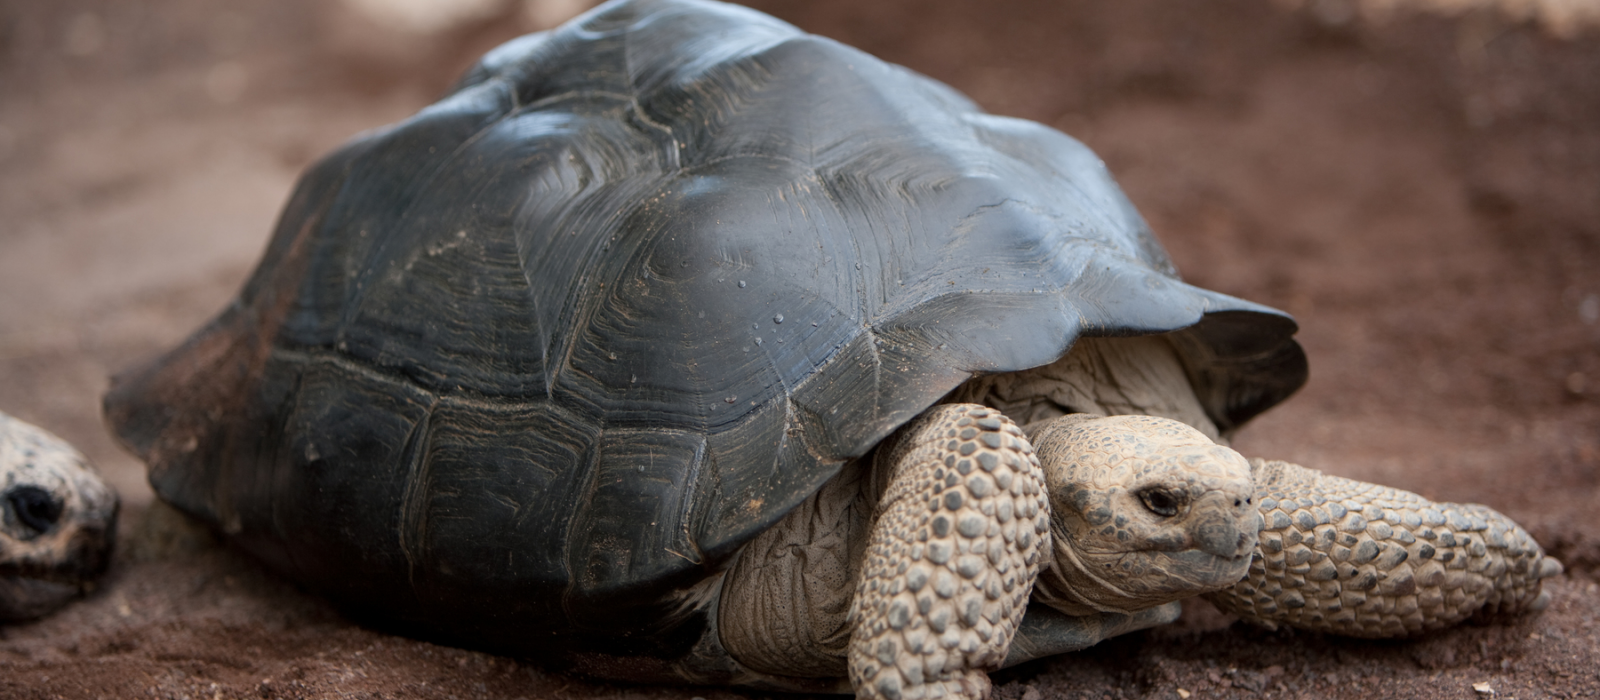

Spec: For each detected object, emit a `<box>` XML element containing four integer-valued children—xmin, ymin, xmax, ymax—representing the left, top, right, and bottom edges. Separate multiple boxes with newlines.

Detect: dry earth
<box><xmin>1</xmin><ymin>0</ymin><xmax>1598</xmax><ymax>698</ymax></box>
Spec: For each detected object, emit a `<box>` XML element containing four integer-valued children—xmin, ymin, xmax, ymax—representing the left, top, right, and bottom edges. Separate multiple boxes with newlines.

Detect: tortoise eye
<box><xmin>5</xmin><ymin>485</ymin><xmax>63</xmax><ymax>537</ymax></box>
<box><xmin>1138</xmin><ymin>487</ymin><xmax>1184</xmax><ymax>518</ymax></box>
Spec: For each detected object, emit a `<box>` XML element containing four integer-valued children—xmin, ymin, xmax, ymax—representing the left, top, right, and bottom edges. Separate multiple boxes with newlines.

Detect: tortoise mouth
<box><xmin>1148</xmin><ymin>548</ymin><xmax>1254</xmax><ymax>591</ymax></box>
<box><xmin>1065</xmin><ymin>547</ymin><xmax>1254</xmax><ymax>610</ymax></box>
<box><xmin>0</xmin><ymin>549</ymin><xmax>111</xmax><ymax>584</ymax></box>
<box><xmin>0</xmin><ymin>524</ymin><xmax>115</xmax><ymax>622</ymax></box>
<box><xmin>0</xmin><ymin>507</ymin><xmax>118</xmax><ymax>590</ymax></box>
<box><xmin>0</xmin><ymin>572</ymin><xmax>89</xmax><ymax>621</ymax></box>
<box><xmin>1038</xmin><ymin>532</ymin><xmax>1256</xmax><ymax>616</ymax></box>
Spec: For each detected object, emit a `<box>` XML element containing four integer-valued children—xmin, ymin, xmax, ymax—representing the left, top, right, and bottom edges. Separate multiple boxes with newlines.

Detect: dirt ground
<box><xmin>2</xmin><ymin>0</ymin><xmax>1598</xmax><ymax>698</ymax></box>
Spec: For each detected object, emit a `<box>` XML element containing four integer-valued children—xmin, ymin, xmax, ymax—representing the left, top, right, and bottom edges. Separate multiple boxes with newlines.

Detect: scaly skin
<box><xmin>1206</xmin><ymin>459</ymin><xmax>1563</xmax><ymax>637</ymax></box>
<box><xmin>848</xmin><ymin>404</ymin><xmax>1051</xmax><ymax>700</ymax></box>
<box><xmin>721</xmin><ymin>403</ymin><xmax>1559</xmax><ymax>697</ymax></box>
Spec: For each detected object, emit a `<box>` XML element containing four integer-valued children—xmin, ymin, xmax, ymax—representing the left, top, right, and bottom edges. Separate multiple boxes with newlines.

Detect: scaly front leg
<box><xmin>848</xmin><ymin>404</ymin><xmax>1051</xmax><ymax>700</ymax></box>
<box><xmin>1207</xmin><ymin>459</ymin><xmax>1562</xmax><ymax>636</ymax></box>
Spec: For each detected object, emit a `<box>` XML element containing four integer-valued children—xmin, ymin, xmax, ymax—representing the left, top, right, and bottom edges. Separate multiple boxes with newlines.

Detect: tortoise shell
<box><xmin>105</xmin><ymin>0</ymin><xmax>1304</xmax><ymax>658</ymax></box>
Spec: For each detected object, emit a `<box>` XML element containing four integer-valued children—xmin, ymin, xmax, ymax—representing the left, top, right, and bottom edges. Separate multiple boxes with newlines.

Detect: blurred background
<box><xmin>1</xmin><ymin>0</ymin><xmax>1598</xmax><ymax>698</ymax></box>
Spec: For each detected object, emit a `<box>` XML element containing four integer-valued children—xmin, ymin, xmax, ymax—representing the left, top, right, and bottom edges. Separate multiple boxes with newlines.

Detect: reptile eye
<box><xmin>5</xmin><ymin>485</ymin><xmax>63</xmax><ymax>537</ymax></box>
<box><xmin>1138</xmin><ymin>487</ymin><xmax>1183</xmax><ymax>518</ymax></box>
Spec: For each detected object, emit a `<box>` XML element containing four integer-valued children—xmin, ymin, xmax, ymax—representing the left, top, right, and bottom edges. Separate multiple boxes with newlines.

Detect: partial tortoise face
<box><xmin>1026</xmin><ymin>414</ymin><xmax>1259</xmax><ymax>615</ymax></box>
<box><xmin>0</xmin><ymin>412</ymin><xmax>118</xmax><ymax>621</ymax></box>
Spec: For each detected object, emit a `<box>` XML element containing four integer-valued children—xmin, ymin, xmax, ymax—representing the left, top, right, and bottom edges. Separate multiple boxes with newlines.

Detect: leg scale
<box><xmin>848</xmin><ymin>404</ymin><xmax>1051</xmax><ymax>700</ymax></box>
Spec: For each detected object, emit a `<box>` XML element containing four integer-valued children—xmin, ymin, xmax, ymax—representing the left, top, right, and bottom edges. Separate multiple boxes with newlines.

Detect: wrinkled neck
<box><xmin>1030</xmin><ymin>524</ymin><xmax>1172</xmax><ymax>617</ymax></box>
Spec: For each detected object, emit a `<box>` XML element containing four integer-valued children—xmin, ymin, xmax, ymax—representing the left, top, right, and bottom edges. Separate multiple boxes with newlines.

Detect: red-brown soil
<box><xmin>2</xmin><ymin>1</ymin><xmax>1597</xmax><ymax>698</ymax></box>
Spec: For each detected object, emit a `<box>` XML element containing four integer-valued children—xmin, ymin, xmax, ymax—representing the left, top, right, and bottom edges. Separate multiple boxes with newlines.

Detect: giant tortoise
<box><xmin>98</xmin><ymin>0</ymin><xmax>1561</xmax><ymax>697</ymax></box>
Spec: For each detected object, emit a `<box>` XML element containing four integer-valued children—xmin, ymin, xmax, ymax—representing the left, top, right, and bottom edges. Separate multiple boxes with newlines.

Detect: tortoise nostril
<box><xmin>6</xmin><ymin>485</ymin><xmax>64</xmax><ymax>537</ymax></box>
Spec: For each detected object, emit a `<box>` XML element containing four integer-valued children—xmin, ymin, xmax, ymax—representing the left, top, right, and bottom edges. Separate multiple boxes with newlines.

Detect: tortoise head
<box><xmin>1</xmin><ymin>412</ymin><xmax>118</xmax><ymax>622</ymax></box>
<box><xmin>1026</xmin><ymin>414</ymin><xmax>1259</xmax><ymax>615</ymax></box>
